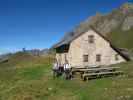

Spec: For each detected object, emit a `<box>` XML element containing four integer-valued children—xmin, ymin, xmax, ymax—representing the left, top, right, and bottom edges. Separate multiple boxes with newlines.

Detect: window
<box><xmin>115</xmin><ymin>54</ymin><xmax>119</xmax><ymax>61</ymax></box>
<box><xmin>83</xmin><ymin>55</ymin><xmax>88</xmax><ymax>62</ymax></box>
<box><xmin>96</xmin><ymin>54</ymin><xmax>101</xmax><ymax>62</ymax></box>
<box><xmin>88</xmin><ymin>35</ymin><xmax>94</xmax><ymax>43</ymax></box>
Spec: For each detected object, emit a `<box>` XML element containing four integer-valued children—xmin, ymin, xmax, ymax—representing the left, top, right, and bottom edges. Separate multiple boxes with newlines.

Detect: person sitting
<box><xmin>63</xmin><ymin>61</ymin><xmax>72</xmax><ymax>80</ymax></box>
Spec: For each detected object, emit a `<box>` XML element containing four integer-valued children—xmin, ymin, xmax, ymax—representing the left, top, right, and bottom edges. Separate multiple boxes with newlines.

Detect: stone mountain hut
<box><xmin>53</xmin><ymin>27</ymin><xmax>130</xmax><ymax>68</ymax></box>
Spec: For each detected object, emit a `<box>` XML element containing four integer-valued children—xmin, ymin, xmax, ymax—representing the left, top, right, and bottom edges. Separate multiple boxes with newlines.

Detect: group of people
<box><xmin>52</xmin><ymin>59</ymin><xmax>72</xmax><ymax>80</ymax></box>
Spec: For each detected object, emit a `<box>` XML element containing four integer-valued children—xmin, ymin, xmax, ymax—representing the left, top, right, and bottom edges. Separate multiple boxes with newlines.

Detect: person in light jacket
<box><xmin>63</xmin><ymin>60</ymin><xmax>72</xmax><ymax>80</ymax></box>
<box><xmin>52</xmin><ymin>59</ymin><xmax>59</xmax><ymax>78</ymax></box>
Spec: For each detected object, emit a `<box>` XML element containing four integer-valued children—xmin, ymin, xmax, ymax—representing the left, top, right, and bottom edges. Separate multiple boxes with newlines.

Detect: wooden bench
<box><xmin>72</xmin><ymin>66</ymin><xmax>123</xmax><ymax>81</ymax></box>
<box><xmin>72</xmin><ymin>66</ymin><xmax>100</xmax><ymax>73</ymax></box>
<box><xmin>72</xmin><ymin>67</ymin><xmax>120</xmax><ymax>75</ymax></box>
<box><xmin>82</xmin><ymin>71</ymin><xmax>123</xmax><ymax>81</ymax></box>
<box><xmin>80</xmin><ymin>67</ymin><xmax>120</xmax><ymax>73</ymax></box>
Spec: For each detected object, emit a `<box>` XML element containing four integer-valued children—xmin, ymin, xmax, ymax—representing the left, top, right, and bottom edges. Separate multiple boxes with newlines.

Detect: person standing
<box><xmin>64</xmin><ymin>61</ymin><xmax>72</xmax><ymax>80</ymax></box>
<box><xmin>52</xmin><ymin>59</ymin><xmax>59</xmax><ymax>78</ymax></box>
<box><xmin>58</xmin><ymin>63</ymin><xmax>64</xmax><ymax>76</ymax></box>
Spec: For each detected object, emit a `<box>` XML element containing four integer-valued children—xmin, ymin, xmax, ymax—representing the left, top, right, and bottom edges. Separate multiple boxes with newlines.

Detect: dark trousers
<box><xmin>59</xmin><ymin>66</ymin><xmax>64</xmax><ymax>73</ymax></box>
<box><xmin>64</xmin><ymin>69</ymin><xmax>72</xmax><ymax>80</ymax></box>
<box><xmin>56</xmin><ymin>66</ymin><xmax>64</xmax><ymax>76</ymax></box>
<box><xmin>53</xmin><ymin>69</ymin><xmax>59</xmax><ymax>78</ymax></box>
<box><xmin>53</xmin><ymin>67</ymin><xmax>64</xmax><ymax>78</ymax></box>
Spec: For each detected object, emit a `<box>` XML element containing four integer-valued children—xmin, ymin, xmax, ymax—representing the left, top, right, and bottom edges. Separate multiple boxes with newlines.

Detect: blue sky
<box><xmin>0</xmin><ymin>0</ymin><xmax>132</xmax><ymax>54</ymax></box>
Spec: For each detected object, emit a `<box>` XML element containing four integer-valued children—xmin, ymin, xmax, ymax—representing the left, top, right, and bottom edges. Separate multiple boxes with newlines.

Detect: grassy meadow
<box><xmin>0</xmin><ymin>52</ymin><xmax>133</xmax><ymax>100</ymax></box>
<box><xmin>108</xmin><ymin>27</ymin><xmax>133</xmax><ymax>51</ymax></box>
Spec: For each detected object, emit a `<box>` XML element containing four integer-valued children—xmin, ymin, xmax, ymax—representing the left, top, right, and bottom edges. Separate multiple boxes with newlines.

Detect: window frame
<box><xmin>83</xmin><ymin>55</ymin><xmax>89</xmax><ymax>62</ymax></box>
<box><xmin>96</xmin><ymin>54</ymin><xmax>101</xmax><ymax>62</ymax></box>
<box><xmin>88</xmin><ymin>35</ymin><xmax>94</xmax><ymax>43</ymax></box>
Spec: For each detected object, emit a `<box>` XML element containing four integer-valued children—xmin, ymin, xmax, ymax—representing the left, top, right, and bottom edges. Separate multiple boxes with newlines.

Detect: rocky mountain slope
<box><xmin>72</xmin><ymin>2</ymin><xmax>133</xmax><ymax>34</ymax></box>
<box><xmin>60</xmin><ymin>2</ymin><xmax>133</xmax><ymax>51</ymax></box>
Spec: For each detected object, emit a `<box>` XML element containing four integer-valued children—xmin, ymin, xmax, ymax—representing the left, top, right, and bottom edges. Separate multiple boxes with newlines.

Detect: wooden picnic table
<box><xmin>72</xmin><ymin>67</ymin><xmax>120</xmax><ymax>74</ymax></box>
<box><xmin>72</xmin><ymin>66</ymin><xmax>100</xmax><ymax>72</ymax></box>
<box><xmin>72</xmin><ymin>66</ymin><xmax>100</xmax><ymax>69</ymax></box>
<box><xmin>71</xmin><ymin>66</ymin><xmax>122</xmax><ymax>80</ymax></box>
<box><xmin>82</xmin><ymin>71</ymin><xmax>123</xmax><ymax>81</ymax></box>
<box><xmin>77</xmin><ymin>67</ymin><xmax>120</xmax><ymax>72</ymax></box>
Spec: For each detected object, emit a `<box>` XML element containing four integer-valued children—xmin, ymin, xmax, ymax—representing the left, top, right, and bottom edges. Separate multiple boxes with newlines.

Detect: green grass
<box><xmin>0</xmin><ymin>53</ymin><xmax>133</xmax><ymax>100</ymax></box>
<box><xmin>18</xmin><ymin>65</ymin><xmax>48</xmax><ymax>80</ymax></box>
<box><xmin>0</xmin><ymin>62</ymin><xmax>132</xmax><ymax>100</ymax></box>
<box><xmin>108</xmin><ymin>27</ymin><xmax>133</xmax><ymax>50</ymax></box>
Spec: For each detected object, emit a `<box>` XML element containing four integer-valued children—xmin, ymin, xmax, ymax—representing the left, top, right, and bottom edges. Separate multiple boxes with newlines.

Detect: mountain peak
<box><xmin>120</xmin><ymin>2</ymin><xmax>133</xmax><ymax>12</ymax></box>
<box><xmin>121</xmin><ymin>2</ymin><xmax>133</xmax><ymax>7</ymax></box>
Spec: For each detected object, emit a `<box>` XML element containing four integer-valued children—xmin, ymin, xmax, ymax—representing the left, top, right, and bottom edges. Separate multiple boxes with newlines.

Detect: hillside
<box><xmin>0</xmin><ymin>52</ymin><xmax>53</xmax><ymax>69</ymax></box>
<box><xmin>108</xmin><ymin>27</ymin><xmax>133</xmax><ymax>50</ymax></box>
<box><xmin>0</xmin><ymin>2</ymin><xmax>133</xmax><ymax>100</ymax></box>
<box><xmin>58</xmin><ymin>2</ymin><xmax>133</xmax><ymax>51</ymax></box>
<box><xmin>0</xmin><ymin>52</ymin><xmax>133</xmax><ymax>100</ymax></box>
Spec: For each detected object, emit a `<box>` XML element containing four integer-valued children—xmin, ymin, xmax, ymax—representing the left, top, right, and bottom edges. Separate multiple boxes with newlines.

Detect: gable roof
<box><xmin>53</xmin><ymin>27</ymin><xmax>92</xmax><ymax>48</ymax></box>
<box><xmin>53</xmin><ymin>26</ymin><xmax>111</xmax><ymax>48</ymax></box>
<box><xmin>53</xmin><ymin>26</ymin><xmax>131</xmax><ymax>61</ymax></box>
